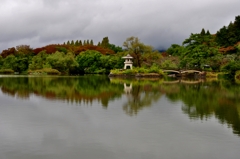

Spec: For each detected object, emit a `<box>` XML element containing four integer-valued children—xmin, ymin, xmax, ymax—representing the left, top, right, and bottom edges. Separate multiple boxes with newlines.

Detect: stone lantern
<box><xmin>122</xmin><ymin>54</ymin><xmax>133</xmax><ymax>69</ymax></box>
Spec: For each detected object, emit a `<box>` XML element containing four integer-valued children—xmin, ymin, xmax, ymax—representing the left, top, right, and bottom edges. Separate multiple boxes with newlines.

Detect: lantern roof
<box><xmin>122</xmin><ymin>54</ymin><xmax>133</xmax><ymax>59</ymax></box>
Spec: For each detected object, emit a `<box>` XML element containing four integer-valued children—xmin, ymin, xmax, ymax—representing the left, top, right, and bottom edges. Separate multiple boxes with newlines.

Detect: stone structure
<box><xmin>124</xmin><ymin>83</ymin><xmax>132</xmax><ymax>94</ymax></box>
<box><xmin>122</xmin><ymin>54</ymin><xmax>133</xmax><ymax>69</ymax></box>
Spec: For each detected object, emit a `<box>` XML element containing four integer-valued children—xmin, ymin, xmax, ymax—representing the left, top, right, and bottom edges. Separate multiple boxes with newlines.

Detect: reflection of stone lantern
<box><xmin>122</xmin><ymin>54</ymin><xmax>133</xmax><ymax>69</ymax></box>
<box><xmin>124</xmin><ymin>83</ymin><xmax>132</xmax><ymax>94</ymax></box>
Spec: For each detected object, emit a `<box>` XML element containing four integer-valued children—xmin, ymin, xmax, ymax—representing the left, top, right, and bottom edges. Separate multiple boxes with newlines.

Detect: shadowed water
<box><xmin>0</xmin><ymin>75</ymin><xmax>240</xmax><ymax>159</ymax></box>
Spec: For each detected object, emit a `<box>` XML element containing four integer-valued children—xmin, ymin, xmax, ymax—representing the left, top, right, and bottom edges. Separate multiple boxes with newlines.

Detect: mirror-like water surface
<box><xmin>0</xmin><ymin>75</ymin><xmax>240</xmax><ymax>159</ymax></box>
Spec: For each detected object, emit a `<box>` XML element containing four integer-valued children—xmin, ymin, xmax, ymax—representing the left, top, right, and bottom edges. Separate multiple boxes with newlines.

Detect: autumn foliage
<box><xmin>33</xmin><ymin>44</ymin><xmax>115</xmax><ymax>55</ymax></box>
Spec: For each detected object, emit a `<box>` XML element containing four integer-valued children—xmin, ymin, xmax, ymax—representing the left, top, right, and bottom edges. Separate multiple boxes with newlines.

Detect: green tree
<box><xmin>108</xmin><ymin>44</ymin><xmax>123</xmax><ymax>53</ymax></box>
<box><xmin>166</xmin><ymin>44</ymin><xmax>184</xmax><ymax>56</ymax></box>
<box><xmin>101</xmin><ymin>37</ymin><xmax>109</xmax><ymax>48</ymax></box>
<box><xmin>99</xmin><ymin>55</ymin><xmax>124</xmax><ymax>73</ymax></box>
<box><xmin>206</xmin><ymin>30</ymin><xmax>211</xmax><ymax>35</ymax></box>
<box><xmin>13</xmin><ymin>55</ymin><xmax>29</xmax><ymax>73</ymax></box>
<box><xmin>123</xmin><ymin>36</ymin><xmax>153</xmax><ymax>67</ymax></box>
<box><xmin>46</xmin><ymin>51</ymin><xmax>78</xmax><ymax>73</ymax></box>
<box><xmin>16</xmin><ymin>45</ymin><xmax>33</xmax><ymax>55</ymax></box>
<box><xmin>2</xmin><ymin>55</ymin><xmax>17</xmax><ymax>70</ymax></box>
<box><xmin>200</xmin><ymin>28</ymin><xmax>206</xmax><ymax>36</ymax></box>
<box><xmin>1</xmin><ymin>54</ymin><xmax>28</xmax><ymax>73</ymax></box>
<box><xmin>75</xmin><ymin>40</ymin><xmax>79</xmax><ymax>46</ymax></box>
<box><xmin>205</xmin><ymin>54</ymin><xmax>224</xmax><ymax>71</ymax></box>
<box><xmin>181</xmin><ymin>33</ymin><xmax>219</xmax><ymax>69</ymax></box>
<box><xmin>222</xmin><ymin>60</ymin><xmax>240</xmax><ymax>77</ymax></box>
<box><xmin>0</xmin><ymin>56</ymin><xmax>3</xmax><ymax>68</ymax></box>
<box><xmin>14</xmin><ymin>45</ymin><xmax>34</xmax><ymax>72</ymax></box>
<box><xmin>90</xmin><ymin>39</ymin><xmax>94</xmax><ymax>45</ymax></box>
<box><xmin>29</xmin><ymin>51</ymin><xmax>49</xmax><ymax>70</ymax></box>
<box><xmin>216</xmin><ymin>16</ymin><xmax>240</xmax><ymax>47</ymax></box>
<box><xmin>56</xmin><ymin>47</ymin><xmax>68</xmax><ymax>54</ymax></box>
<box><xmin>75</xmin><ymin>50</ymin><xmax>103</xmax><ymax>73</ymax></box>
<box><xmin>79</xmin><ymin>40</ymin><xmax>82</xmax><ymax>46</ymax></box>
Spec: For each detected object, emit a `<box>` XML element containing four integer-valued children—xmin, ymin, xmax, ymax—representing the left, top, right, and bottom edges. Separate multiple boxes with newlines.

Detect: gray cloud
<box><xmin>0</xmin><ymin>0</ymin><xmax>240</xmax><ymax>51</ymax></box>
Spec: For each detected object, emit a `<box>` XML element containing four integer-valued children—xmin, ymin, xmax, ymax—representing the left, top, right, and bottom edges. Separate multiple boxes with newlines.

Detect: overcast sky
<box><xmin>0</xmin><ymin>0</ymin><xmax>240</xmax><ymax>51</ymax></box>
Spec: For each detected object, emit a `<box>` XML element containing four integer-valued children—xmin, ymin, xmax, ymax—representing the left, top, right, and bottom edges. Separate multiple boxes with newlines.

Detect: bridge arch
<box><xmin>163</xmin><ymin>69</ymin><xmax>205</xmax><ymax>76</ymax></box>
<box><xmin>163</xmin><ymin>70</ymin><xmax>180</xmax><ymax>74</ymax></box>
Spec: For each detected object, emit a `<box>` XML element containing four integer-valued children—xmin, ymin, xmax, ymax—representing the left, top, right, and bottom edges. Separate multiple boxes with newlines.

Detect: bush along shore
<box><xmin>109</xmin><ymin>65</ymin><xmax>165</xmax><ymax>78</ymax></box>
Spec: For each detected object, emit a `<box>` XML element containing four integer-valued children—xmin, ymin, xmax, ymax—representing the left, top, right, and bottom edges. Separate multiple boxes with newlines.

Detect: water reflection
<box><xmin>0</xmin><ymin>75</ymin><xmax>123</xmax><ymax>107</ymax></box>
<box><xmin>164</xmin><ymin>80</ymin><xmax>240</xmax><ymax>136</ymax></box>
<box><xmin>121</xmin><ymin>81</ymin><xmax>162</xmax><ymax>116</ymax></box>
<box><xmin>0</xmin><ymin>75</ymin><xmax>240</xmax><ymax>136</ymax></box>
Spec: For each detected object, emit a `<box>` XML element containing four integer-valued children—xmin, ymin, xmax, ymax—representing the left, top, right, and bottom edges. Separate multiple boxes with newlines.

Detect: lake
<box><xmin>0</xmin><ymin>75</ymin><xmax>240</xmax><ymax>159</ymax></box>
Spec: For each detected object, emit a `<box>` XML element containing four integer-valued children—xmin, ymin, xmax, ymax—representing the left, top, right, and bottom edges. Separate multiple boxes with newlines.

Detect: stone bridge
<box><xmin>163</xmin><ymin>70</ymin><xmax>205</xmax><ymax>77</ymax></box>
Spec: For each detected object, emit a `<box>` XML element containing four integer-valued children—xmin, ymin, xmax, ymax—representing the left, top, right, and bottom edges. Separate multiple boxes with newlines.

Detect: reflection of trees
<box><xmin>122</xmin><ymin>82</ymin><xmax>163</xmax><ymax>116</ymax></box>
<box><xmin>162</xmin><ymin>80</ymin><xmax>240</xmax><ymax>136</ymax></box>
<box><xmin>110</xmin><ymin>78</ymin><xmax>165</xmax><ymax>116</ymax></box>
<box><xmin>1</xmin><ymin>75</ymin><xmax>240</xmax><ymax>136</ymax></box>
<box><xmin>0</xmin><ymin>75</ymin><xmax>123</xmax><ymax>107</ymax></box>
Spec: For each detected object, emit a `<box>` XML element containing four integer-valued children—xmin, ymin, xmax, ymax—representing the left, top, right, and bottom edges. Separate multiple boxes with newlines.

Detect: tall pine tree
<box><xmin>90</xmin><ymin>40</ymin><xmax>94</xmax><ymax>45</ymax></box>
<box><xmin>200</xmin><ymin>28</ymin><xmax>206</xmax><ymax>36</ymax></box>
<box><xmin>75</xmin><ymin>40</ymin><xmax>79</xmax><ymax>46</ymax></box>
<box><xmin>101</xmin><ymin>37</ymin><xmax>109</xmax><ymax>48</ymax></box>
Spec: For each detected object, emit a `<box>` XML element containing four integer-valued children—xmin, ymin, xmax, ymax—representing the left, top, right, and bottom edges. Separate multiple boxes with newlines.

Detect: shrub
<box><xmin>0</xmin><ymin>69</ymin><xmax>14</xmax><ymax>74</ymax></box>
<box><xmin>28</xmin><ymin>68</ymin><xmax>61</xmax><ymax>75</ymax></box>
<box><xmin>110</xmin><ymin>69</ymin><xmax>123</xmax><ymax>74</ymax></box>
<box><xmin>95</xmin><ymin>69</ymin><xmax>106</xmax><ymax>74</ymax></box>
<box><xmin>137</xmin><ymin>67</ymin><xmax>148</xmax><ymax>73</ymax></box>
<box><xmin>206</xmin><ymin>72</ymin><xmax>218</xmax><ymax>78</ymax></box>
<box><xmin>148</xmin><ymin>63</ymin><xmax>160</xmax><ymax>73</ymax></box>
<box><xmin>123</xmin><ymin>69</ymin><xmax>137</xmax><ymax>75</ymax></box>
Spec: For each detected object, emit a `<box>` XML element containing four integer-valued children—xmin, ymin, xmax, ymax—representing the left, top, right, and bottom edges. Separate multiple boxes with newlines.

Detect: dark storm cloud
<box><xmin>0</xmin><ymin>0</ymin><xmax>240</xmax><ymax>51</ymax></box>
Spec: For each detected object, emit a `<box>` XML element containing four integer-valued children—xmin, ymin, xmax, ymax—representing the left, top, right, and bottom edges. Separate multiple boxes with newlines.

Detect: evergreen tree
<box><xmin>234</xmin><ymin>15</ymin><xmax>240</xmax><ymax>41</ymax></box>
<box><xmin>216</xmin><ymin>16</ymin><xmax>240</xmax><ymax>47</ymax></box>
<box><xmin>75</xmin><ymin>40</ymin><xmax>79</xmax><ymax>46</ymax></box>
<box><xmin>79</xmin><ymin>40</ymin><xmax>82</xmax><ymax>46</ymax></box>
<box><xmin>206</xmin><ymin>30</ymin><xmax>211</xmax><ymax>35</ymax></box>
<box><xmin>83</xmin><ymin>40</ymin><xmax>86</xmax><ymax>46</ymax></box>
<box><xmin>67</xmin><ymin>41</ymin><xmax>70</xmax><ymax>45</ymax></box>
<box><xmin>216</xmin><ymin>26</ymin><xmax>228</xmax><ymax>46</ymax></box>
<box><xmin>86</xmin><ymin>40</ymin><xmax>89</xmax><ymax>45</ymax></box>
<box><xmin>90</xmin><ymin>40</ymin><xmax>94</xmax><ymax>45</ymax></box>
<box><xmin>63</xmin><ymin>42</ymin><xmax>66</xmax><ymax>45</ymax></box>
<box><xmin>228</xmin><ymin>21</ymin><xmax>238</xmax><ymax>46</ymax></box>
<box><xmin>101</xmin><ymin>37</ymin><xmax>109</xmax><ymax>48</ymax></box>
<box><xmin>97</xmin><ymin>42</ymin><xmax>101</xmax><ymax>46</ymax></box>
<box><xmin>200</xmin><ymin>28</ymin><xmax>206</xmax><ymax>36</ymax></box>
<box><xmin>71</xmin><ymin>40</ymin><xmax>74</xmax><ymax>45</ymax></box>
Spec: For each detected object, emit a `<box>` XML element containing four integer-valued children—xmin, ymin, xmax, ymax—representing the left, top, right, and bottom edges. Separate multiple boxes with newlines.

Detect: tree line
<box><xmin>166</xmin><ymin>15</ymin><xmax>240</xmax><ymax>78</ymax></box>
<box><xmin>0</xmin><ymin>36</ymin><xmax>164</xmax><ymax>75</ymax></box>
<box><xmin>1</xmin><ymin>15</ymin><xmax>240</xmax><ymax>78</ymax></box>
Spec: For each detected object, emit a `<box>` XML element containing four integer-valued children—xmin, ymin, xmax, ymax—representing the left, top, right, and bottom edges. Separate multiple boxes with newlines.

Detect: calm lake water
<box><xmin>0</xmin><ymin>75</ymin><xmax>240</xmax><ymax>159</ymax></box>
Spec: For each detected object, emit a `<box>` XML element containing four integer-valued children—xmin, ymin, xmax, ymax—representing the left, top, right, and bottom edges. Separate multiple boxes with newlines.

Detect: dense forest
<box><xmin>166</xmin><ymin>15</ymin><xmax>240</xmax><ymax>78</ymax></box>
<box><xmin>0</xmin><ymin>15</ymin><xmax>240</xmax><ymax>78</ymax></box>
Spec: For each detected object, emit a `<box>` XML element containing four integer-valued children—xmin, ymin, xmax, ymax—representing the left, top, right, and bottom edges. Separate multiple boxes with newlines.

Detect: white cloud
<box><xmin>0</xmin><ymin>0</ymin><xmax>240</xmax><ymax>51</ymax></box>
